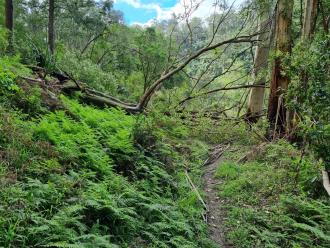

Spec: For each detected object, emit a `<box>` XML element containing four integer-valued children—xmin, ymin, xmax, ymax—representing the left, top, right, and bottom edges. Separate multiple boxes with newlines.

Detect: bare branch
<box><xmin>179</xmin><ymin>84</ymin><xmax>268</xmax><ymax>105</ymax></box>
<box><xmin>138</xmin><ymin>33</ymin><xmax>260</xmax><ymax>109</ymax></box>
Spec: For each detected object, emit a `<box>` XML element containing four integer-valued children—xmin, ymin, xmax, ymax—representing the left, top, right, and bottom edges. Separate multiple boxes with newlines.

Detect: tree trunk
<box><xmin>48</xmin><ymin>0</ymin><xmax>55</xmax><ymax>55</ymax></box>
<box><xmin>267</xmin><ymin>0</ymin><xmax>294</xmax><ymax>136</ymax></box>
<box><xmin>246</xmin><ymin>4</ymin><xmax>271</xmax><ymax>122</ymax></box>
<box><xmin>302</xmin><ymin>0</ymin><xmax>318</xmax><ymax>39</ymax></box>
<box><xmin>5</xmin><ymin>0</ymin><xmax>14</xmax><ymax>54</ymax></box>
<box><xmin>300</xmin><ymin>0</ymin><xmax>318</xmax><ymax>99</ymax></box>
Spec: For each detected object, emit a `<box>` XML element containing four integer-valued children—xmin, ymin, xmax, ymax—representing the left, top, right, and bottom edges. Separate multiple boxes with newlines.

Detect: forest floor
<box><xmin>203</xmin><ymin>144</ymin><xmax>233</xmax><ymax>248</ymax></box>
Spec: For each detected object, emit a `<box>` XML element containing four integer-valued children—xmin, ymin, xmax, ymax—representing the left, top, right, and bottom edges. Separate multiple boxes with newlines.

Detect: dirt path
<box><xmin>203</xmin><ymin>144</ymin><xmax>233</xmax><ymax>248</ymax></box>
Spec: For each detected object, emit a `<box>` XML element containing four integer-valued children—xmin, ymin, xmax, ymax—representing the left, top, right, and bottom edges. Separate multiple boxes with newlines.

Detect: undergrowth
<box><xmin>0</xmin><ymin>63</ymin><xmax>215</xmax><ymax>247</ymax></box>
<box><xmin>215</xmin><ymin>129</ymin><xmax>330</xmax><ymax>248</ymax></box>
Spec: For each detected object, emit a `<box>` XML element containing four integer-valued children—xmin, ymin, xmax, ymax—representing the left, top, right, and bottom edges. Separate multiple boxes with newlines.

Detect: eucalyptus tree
<box><xmin>48</xmin><ymin>0</ymin><xmax>55</xmax><ymax>54</ymax></box>
<box><xmin>57</xmin><ymin>0</ymin><xmax>122</xmax><ymax>53</ymax></box>
<box><xmin>5</xmin><ymin>0</ymin><xmax>13</xmax><ymax>53</ymax></box>
<box><xmin>302</xmin><ymin>0</ymin><xmax>318</xmax><ymax>39</ymax></box>
<box><xmin>267</xmin><ymin>0</ymin><xmax>294</xmax><ymax>136</ymax></box>
<box><xmin>246</xmin><ymin>0</ymin><xmax>272</xmax><ymax>122</ymax></box>
<box><xmin>7</xmin><ymin>0</ymin><xmax>122</xmax><ymax>62</ymax></box>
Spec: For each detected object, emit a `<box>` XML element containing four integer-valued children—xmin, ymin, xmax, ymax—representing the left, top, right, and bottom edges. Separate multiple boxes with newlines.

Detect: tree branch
<box><xmin>138</xmin><ymin>34</ymin><xmax>260</xmax><ymax>110</ymax></box>
<box><xmin>179</xmin><ymin>84</ymin><xmax>268</xmax><ymax>105</ymax></box>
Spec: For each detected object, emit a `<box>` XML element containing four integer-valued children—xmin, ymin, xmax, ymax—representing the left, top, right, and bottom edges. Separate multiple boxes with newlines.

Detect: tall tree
<box><xmin>299</xmin><ymin>0</ymin><xmax>318</xmax><ymax>100</ymax></box>
<box><xmin>5</xmin><ymin>0</ymin><xmax>13</xmax><ymax>53</ymax></box>
<box><xmin>246</xmin><ymin>2</ymin><xmax>271</xmax><ymax>122</ymax></box>
<box><xmin>48</xmin><ymin>0</ymin><xmax>55</xmax><ymax>54</ymax></box>
<box><xmin>302</xmin><ymin>0</ymin><xmax>318</xmax><ymax>39</ymax></box>
<box><xmin>267</xmin><ymin>0</ymin><xmax>294</xmax><ymax>136</ymax></box>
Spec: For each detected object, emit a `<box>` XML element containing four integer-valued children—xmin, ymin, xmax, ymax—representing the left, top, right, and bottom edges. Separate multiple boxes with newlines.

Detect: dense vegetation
<box><xmin>0</xmin><ymin>0</ymin><xmax>329</xmax><ymax>247</ymax></box>
<box><xmin>0</xmin><ymin>58</ymin><xmax>215</xmax><ymax>247</ymax></box>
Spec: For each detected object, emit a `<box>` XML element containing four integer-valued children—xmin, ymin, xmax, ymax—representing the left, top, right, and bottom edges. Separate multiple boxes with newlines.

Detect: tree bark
<box><xmin>302</xmin><ymin>0</ymin><xmax>318</xmax><ymax>39</ymax></box>
<box><xmin>267</xmin><ymin>0</ymin><xmax>294</xmax><ymax>136</ymax></box>
<box><xmin>48</xmin><ymin>0</ymin><xmax>55</xmax><ymax>54</ymax></box>
<box><xmin>299</xmin><ymin>0</ymin><xmax>318</xmax><ymax>102</ymax></box>
<box><xmin>246</xmin><ymin>4</ymin><xmax>271</xmax><ymax>122</ymax></box>
<box><xmin>5</xmin><ymin>0</ymin><xmax>14</xmax><ymax>54</ymax></box>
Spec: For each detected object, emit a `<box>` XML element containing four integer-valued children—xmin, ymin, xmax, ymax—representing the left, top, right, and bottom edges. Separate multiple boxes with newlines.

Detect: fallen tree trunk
<box><xmin>27</xmin><ymin>32</ymin><xmax>260</xmax><ymax>114</ymax></box>
<box><xmin>61</xmin><ymin>80</ymin><xmax>141</xmax><ymax>113</ymax></box>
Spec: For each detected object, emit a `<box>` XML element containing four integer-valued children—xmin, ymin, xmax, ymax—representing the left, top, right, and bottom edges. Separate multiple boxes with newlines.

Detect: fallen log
<box><xmin>24</xmin><ymin>32</ymin><xmax>260</xmax><ymax>113</ymax></box>
<box><xmin>61</xmin><ymin>80</ymin><xmax>141</xmax><ymax>113</ymax></box>
<box><xmin>82</xmin><ymin>92</ymin><xmax>141</xmax><ymax>112</ymax></box>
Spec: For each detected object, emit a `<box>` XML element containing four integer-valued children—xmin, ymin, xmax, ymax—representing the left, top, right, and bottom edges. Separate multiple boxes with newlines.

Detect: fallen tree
<box><xmin>25</xmin><ymin>32</ymin><xmax>261</xmax><ymax>114</ymax></box>
<box><xmin>25</xmin><ymin>0</ymin><xmax>265</xmax><ymax>114</ymax></box>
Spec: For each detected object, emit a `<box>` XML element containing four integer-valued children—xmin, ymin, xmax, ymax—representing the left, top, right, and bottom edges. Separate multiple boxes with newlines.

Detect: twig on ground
<box><xmin>184</xmin><ymin>170</ymin><xmax>208</xmax><ymax>222</ymax></box>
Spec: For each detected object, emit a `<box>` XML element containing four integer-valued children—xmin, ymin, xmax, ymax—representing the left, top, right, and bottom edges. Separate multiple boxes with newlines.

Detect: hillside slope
<box><xmin>0</xmin><ymin>60</ymin><xmax>216</xmax><ymax>248</ymax></box>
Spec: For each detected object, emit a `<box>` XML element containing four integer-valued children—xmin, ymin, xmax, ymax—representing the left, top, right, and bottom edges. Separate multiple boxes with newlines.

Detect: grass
<box><xmin>215</xmin><ymin>135</ymin><xmax>330</xmax><ymax>248</ymax></box>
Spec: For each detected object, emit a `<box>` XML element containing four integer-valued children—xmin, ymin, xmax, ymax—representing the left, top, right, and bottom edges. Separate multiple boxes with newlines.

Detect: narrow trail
<box><xmin>203</xmin><ymin>144</ymin><xmax>233</xmax><ymax>248</ymax></box>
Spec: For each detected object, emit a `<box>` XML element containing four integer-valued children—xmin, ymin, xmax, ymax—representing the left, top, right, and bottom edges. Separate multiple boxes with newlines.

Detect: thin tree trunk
<box><xmin>246</xmin><ymin>4</ymin><xmax>271</xmax><ymax>122</ymax></box>
<box><xmin>299</xmin><ymin>0</ymin><xmax>318</xmax><ymax>100</ymax></box>
<box><xmin>267</xmin><ymin>0</ymin><xmax>294</xmax><ymax>136</ymax></box>
<box><xmin>5</xmin><ymin>0</ymin><xmax>14</xmax><ymax>54</ymax></box>
<box><xmin>48</xmin><ymin>0</ymin><xmax>55</xmax><ymax>54</ymax></box>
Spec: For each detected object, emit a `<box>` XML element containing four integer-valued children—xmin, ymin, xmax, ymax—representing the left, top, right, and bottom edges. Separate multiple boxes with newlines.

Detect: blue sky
<box><xmin>113</xmin><ymin>0</ymin><xmax>245</xmax><ymax>26</ymax></box>
<box><xmin>114</xmin><ymin>0</ymin><xmax>178</xmax><ymax>24</ymax></box>
<box><xmin>114</xmin><ymin>0</ymin><xmax>237</xmax><ymax>25</ymax></box>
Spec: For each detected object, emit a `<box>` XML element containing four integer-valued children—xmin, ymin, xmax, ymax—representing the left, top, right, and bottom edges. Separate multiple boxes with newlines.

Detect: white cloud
<box><xmin>114</xmin><ymin>0</ymin><xmax>233</xmax><ymax>26</ymax></box>
<box><xmin>157</xmin><ymin>0</ymin><xmax>220</xmax><ymax>20</ymax></box>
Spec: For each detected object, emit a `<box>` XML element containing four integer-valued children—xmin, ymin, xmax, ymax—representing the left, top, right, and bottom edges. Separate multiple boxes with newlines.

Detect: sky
<box><xmin>113</xmin><ymin>0</ymin><xmax>245</xmax><ymax>26</ymax></box>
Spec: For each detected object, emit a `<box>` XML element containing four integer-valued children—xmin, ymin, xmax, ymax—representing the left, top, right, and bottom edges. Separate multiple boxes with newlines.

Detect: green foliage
<box><xmin>0</xmin><ymin>27</ymin><xmax>7</xmax><ymax>54</ymax></box>
<box><xmin>190</xmin><ymin>117</ymin><xmax>259</xmax><ymax>145</ymax></box>
<box><xmin>0</xmin><ymin>57</ymin><xmax>46</xmax><ymax>115</ymax></box>
<box><xmin>216</xmin><ymin>138</ymin><xmax>329</xmax><ymax>248</ymax></box>
<box><xmin>0</xmin><ymin>95</ymin><xmax>214</xmax><ymax>247</ymax></box>
<box><xmin>56</xmin><ymin>49</ymin><xmax>118</xmax><ymax>94</ymax></box>
<box><xmin>1</xmin><ymin>0</ymin><xmax>329</xmax><ymax>247</ymax></box>
<box><xmin>0</xmin><ymin>69</ymin><xmax>19</xmax><ymax>93</ymax></box>
<box><xmin>0</xmin><ymin>56</ymin><xmax>31</xmax><ymax>77</ymax></box>
<box><xmin>287</xmin><ymin>35</ymin><xmax>330</xmax><ymax>170</ymax></box>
